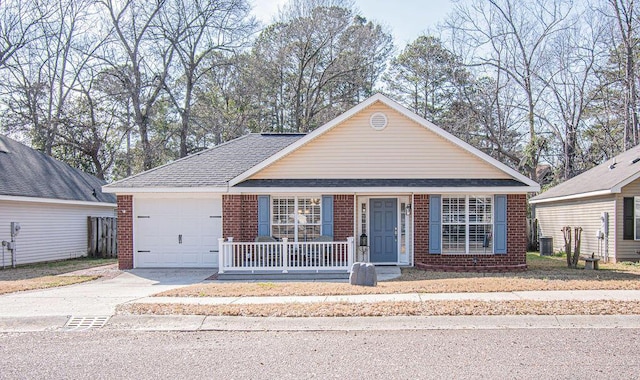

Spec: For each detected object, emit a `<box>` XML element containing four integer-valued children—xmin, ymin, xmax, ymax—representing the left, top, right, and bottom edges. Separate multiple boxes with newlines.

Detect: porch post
<box><xmin>347</xmin><ymin>236</ymin><xmax>355</xmax><ymax>272</ymax></box>
<box><xmin>218</xmin><ymin>238</ymin><xmax>225</xmax><ymax>274</ymax></box>
<box><xmin>282</xmin><ymin>237</ymin><xmax>289</xmax><ymax>273</ymax></box>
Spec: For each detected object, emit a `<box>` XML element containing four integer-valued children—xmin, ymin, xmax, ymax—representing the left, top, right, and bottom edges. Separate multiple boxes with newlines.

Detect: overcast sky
<box><xmin>250</xmin><ymin>0</ymin><xmax>455</xmax><ymax>48</ymax></box>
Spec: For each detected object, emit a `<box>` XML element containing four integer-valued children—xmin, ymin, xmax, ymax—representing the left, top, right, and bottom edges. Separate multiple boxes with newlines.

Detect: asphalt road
<box><xmin>1</xmin><ymin>328</ymin><xmax>639</xmax><ymax>379</ymax></box>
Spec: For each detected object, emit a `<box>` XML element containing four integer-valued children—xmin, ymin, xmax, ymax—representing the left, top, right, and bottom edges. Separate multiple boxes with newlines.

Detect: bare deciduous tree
<box><xmin>98</xmin><ymin>0</ymin><xmax>173</xmax><ymax>170</ymax></box>
<box><xmin>159</xmin><ymin>0</ymin><xmax>255</xmax><ymax>157</ymax></box>
<box><xmin>447</xmin><ymin>0</ymin><xmax>573</xmax><ymax>179</ymax></box>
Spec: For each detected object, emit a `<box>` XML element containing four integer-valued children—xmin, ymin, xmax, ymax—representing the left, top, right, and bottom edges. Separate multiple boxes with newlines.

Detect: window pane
<box><xmin>443</xmin><ymin>224</ymin><xmax>465</xmax><ymax>253</ymax></box>
<box><xmin>272</xmin><ymin>197</ymin><xmax>295</xmax><ymax>240</ymax></box>
<box><xmin>299</xmin><ymin>225</ymin><xmax>321</xmax><ymax>242</ymax></box>
<box><xmin>272</xmin><ymin>196</ymin><xmax>322</xmax><ymax>242</ymax></box>
<box><xmin>469</xmin><ymin>224</ymin><xmax>493</xmax><ymax>254</ymax></box>
<box><xmin>442</xmin><ymin>196</ymin><xmax>466</xmax><ymax>253</ymax></box>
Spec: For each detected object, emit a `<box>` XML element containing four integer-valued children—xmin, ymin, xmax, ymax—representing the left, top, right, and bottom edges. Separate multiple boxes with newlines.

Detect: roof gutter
<box><xmin>228</xmin><ymin>186</ymin><xmax>539</xmax><ymax>194</ymax></box>
<box><xmin>102</xmin><ymin>186</ymin><xmax>228</xmax><ymax>194</ymax></box>
<box><xmin>529</xmin><ymin>189</ymin><xmax>613</xmax><ymax>204</ymax></box>
<box><xmin>0</xmin><ymin>195</ymin><xmax>116</xmax><ymax>208</ymax></box>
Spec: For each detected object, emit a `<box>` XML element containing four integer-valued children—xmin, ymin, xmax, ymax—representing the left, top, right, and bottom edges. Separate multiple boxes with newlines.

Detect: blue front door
<box><xmin>370</xmin><ymin>198</ymin><xmax>398</xmax><ymax>263</ymax></box>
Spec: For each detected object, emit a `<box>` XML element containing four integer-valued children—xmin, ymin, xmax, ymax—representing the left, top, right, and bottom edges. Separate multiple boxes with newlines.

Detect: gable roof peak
<box><xmin>228</xmin><ymin>93</ymin><xmax>539</xmax><ymax>190</ymax></box>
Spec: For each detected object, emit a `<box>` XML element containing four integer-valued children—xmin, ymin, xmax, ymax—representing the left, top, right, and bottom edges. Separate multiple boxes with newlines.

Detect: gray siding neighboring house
<box><xmin>530</xmin><ymin>146</ymin><xmax>640</xmax><ymax>263</ymax></box>
<box><xmin>0</xmin><ymin>135</ymin><xmax>116</xmax><ymax>266</ymax></box>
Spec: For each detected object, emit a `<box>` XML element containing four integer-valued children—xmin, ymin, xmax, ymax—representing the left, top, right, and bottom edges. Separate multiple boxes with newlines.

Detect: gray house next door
<box><xmin>370</xmin><ymin>198</ymin><xmax>398</xmax><ymax>263</ymax></box>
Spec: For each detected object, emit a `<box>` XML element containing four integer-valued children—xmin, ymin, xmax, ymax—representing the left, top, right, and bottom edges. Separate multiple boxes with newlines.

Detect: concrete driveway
<box><xmin>0</xmin><ymin>269</ymin><xmax>215</xmax><ymax>318</ymax></box>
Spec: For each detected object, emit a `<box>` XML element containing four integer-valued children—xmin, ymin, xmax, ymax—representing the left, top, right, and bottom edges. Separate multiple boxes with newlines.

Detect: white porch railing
<box><xmin>218</xmin><ymin>237</ymin><xmax>354</xmax><ymax>274</ymax></box>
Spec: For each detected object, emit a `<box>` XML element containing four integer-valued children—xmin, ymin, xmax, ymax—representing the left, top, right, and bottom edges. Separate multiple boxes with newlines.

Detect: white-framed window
<box><xmin>272</xmin><ymin>196</ymin><xmax>321</xmax><ymax>242</ymax></box>
<box><xmin>442</xmin><ymin>195</ymin><xmax>493</xmax><ymax>254</ymax></box>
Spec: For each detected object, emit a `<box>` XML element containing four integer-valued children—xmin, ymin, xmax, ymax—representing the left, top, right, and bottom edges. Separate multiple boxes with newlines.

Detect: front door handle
<box><xmin>394</xmin><ymin>227</ymin><xmax>398</xmax><ymax>240</ymax></box>
<box><xmin>179</xmin><ymin>234</ymin><xmax>182</xmax><ymax>244</ymax></box>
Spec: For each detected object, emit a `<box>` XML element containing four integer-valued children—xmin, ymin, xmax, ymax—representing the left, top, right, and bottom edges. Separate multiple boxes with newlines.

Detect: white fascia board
<box><xmin>229</xmin><ymin>93</ymin><xmax>539</xmax><ymax>188</ymax></box>
<box><xmin>529</xmin><ymin>189</ymin><xmax>613</xmax><ymax>204</ymax></box>
<box><xmin>102</xmin><ymin>186</ymin><xmax>228</xmax><ymax>194</ymax></box>
<box><xmin>0</xmin><ymin>195</ymin><xmax>116</xmax><ymax>208</ymax></box>
<box><xmin>229</xmin><ymin>186</ymin><xmax>538</xmax><ymax>194</ymax></box>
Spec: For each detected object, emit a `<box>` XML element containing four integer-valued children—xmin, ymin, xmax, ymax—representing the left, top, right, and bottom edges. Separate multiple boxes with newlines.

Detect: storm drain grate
<box><xmin>63</xmin><ymin>316</ymin><xmax>110</xmax><ymax>331</ymax></box>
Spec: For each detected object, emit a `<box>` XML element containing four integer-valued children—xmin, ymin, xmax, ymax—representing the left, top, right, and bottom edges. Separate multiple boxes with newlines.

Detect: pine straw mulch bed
<box><xmin>118</xmin><ymin>300</ymin><xmax>640</xmax><ymax>317</ymax></box>
<box><xmin>155</xmin><ymin>255</ymin><xmax>640</xmax><ymax>298</ymax></box>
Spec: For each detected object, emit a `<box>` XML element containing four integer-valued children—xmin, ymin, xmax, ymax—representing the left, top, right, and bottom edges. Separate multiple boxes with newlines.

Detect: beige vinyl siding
<box><xmin>535</xmin><ymin>196</ymin><xmax>615</xmax><ymax>261</ymax></box>
<box><xmin>252</xmin><ymin>102</ymin><xmax>511</xmax><ymax>180</ymax></box>
<box><xmin>616</xmin><ymin>178</ymin><xmax>640</xmax><ymax>262</ymax></box>
<box><xmin>0</xmin><ymin>200</ymin><xmax>115</xmax><ymax>265</ymax></box>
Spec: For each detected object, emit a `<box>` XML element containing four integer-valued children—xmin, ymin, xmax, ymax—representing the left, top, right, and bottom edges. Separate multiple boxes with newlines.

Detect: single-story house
<box><xmin>103</xmin><ymin>94</ymin><xmax>539</xmax><ymax>275</ymax></box>
<box><xmin>0</xmin><ymin>135</ymin><xmax>116</xmax><ymax>266</ymax></box>
<box><xmin>530</xmin><ymin>146</ymin><xmax>640</xmax><ymax>263</ymax></box>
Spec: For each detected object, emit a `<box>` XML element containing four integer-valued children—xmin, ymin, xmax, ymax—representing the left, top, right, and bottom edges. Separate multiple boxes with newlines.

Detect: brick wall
<box><xmin>222</xmin><ymin>194</ymin><xmax>258</xmax><ymax>241</ymax></box>
<box><xmin>414</xmin><ymin>194</ymin><xmax>429</xmax><ymax>256</ymax></box>
<box><xmin>334</xmin><ymin>195</ymin><xmax>354</xmax><ymax>241</ymax></box>
<box><xmin>223</xmin><ymin>194</ymin><xmax>354</xmax><ymax>242</ymax></box>
<box><xmin>414</xmin><ymin>193</ymin><xmax>528</xmax><ymax>272</ymax></box>
<box><xmin>116</xmin><ymin>195</ymin><xmax>133</xmax><ymax>269</ymax></box>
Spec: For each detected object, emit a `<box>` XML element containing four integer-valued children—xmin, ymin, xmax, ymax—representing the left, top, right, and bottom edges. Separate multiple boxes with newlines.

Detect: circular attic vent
<box><xmin>369</xmin><ymin>112</ymin><xmax>388</xmax><ymax>130</ymax></box>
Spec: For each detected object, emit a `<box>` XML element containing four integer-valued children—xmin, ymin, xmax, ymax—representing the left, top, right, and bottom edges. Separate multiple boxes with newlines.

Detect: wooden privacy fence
<box><xmin>88</xmin><ymin>217</ymin><xmax>117</xmax><ymax>258</ymax></box>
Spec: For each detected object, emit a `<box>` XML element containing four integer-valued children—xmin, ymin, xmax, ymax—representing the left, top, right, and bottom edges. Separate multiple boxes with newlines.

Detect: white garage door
<box><xmin>134</xmin><ymin>197</ymin><xmax>222</xmax><ymax>268</ymax></box>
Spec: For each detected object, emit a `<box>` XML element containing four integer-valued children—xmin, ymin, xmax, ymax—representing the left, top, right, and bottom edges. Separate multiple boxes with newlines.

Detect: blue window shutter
<box><xmin>257</xmin><ymin>195</ymin><xmax>270</xmax><ymax>236</ymax></box>
<box><xmin>321</xmin><ymin>195</ymin><xmax>334</xmax><ymax>238</ymax></box>
<box><xmin>429</xmin><ymin>195</ymin><xmax>441</xmax><ymax>254</ymax></box>
<box><xmin>494</xmin><ymin>195</ymin><xmax>507</xmax><ymax>254</ymax></box>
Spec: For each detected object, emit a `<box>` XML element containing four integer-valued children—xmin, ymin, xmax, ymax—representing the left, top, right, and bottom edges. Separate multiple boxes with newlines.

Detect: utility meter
<box><xmin>10</xmin><ymin>222</ymin><xmax>20</xmax><ymax>237</ymax></box>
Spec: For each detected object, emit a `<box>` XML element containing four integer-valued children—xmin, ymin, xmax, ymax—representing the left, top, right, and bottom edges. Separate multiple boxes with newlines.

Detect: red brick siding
<box><xmin>222</xmin><ymin>194</ymin><xmax>258</xmax><ymax>241</ymax></box>
<box><xmin>414</xmin><ymin>194</ymin><xmax>528</xmax><ymax>272</ymax></box>
<box><xmin>414</xmin><ymin>194</ymin><xmax>429</xmax><ymax>257</ymax></box>
<box><xmin>333</xmin><ymin>195</ymin><xmax>354</xmax><ymax>241</ymax></box>
<box><xmin>117</xmin><ymin>195</ymin><xmax>133</xmax><ymax>269</ymax></box>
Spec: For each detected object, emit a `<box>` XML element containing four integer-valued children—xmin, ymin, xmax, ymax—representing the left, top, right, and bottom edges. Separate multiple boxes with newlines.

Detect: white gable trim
<box><xmin>612</xmin><ymin>171</ymin><xmax>640</xmax><ymax>192</ymax></box>
<box><xmin>531</xmin><ymin>171</ymin><xmax>640</xmax><ymax>204</ymax></box>
<box><xmin>228</xmin><ymin>93</ymin><xmax>539</xmax><ymax>190</ymax></box>
<box><xmin>529</xmin><ymin>189</ymin><xmax>613</xmax><ymax>204</ymax></box>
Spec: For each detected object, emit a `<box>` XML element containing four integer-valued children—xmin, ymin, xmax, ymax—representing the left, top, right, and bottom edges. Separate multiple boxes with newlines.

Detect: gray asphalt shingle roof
<box><xmin>530</xmin><ymin>145</ymin><xmax>640</xmax><ymax>202</ymax></box>
<box><xmin>0</xmin><ymin>134</ymin><xmax>115</xmax><ymax>203</ymax></box>
<box><xmin>105</xmin><ymin>133</ymin><xmax>306</xmax><ymax>189</ymax></box>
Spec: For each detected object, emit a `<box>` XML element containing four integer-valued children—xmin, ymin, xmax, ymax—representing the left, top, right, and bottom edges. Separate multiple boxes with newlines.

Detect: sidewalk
<box><xmin>2</xmin><ymin>265</ymin><xmax>640</xmax><ymax>333</ymax></box>
<box><xmin>2</xmin><ymin>289</ymin><xmax>640</xmax><ymax>332</ymax></box>
<box><xmin>131</xmin><ymin>289</ymin><xmax>640</xmax><ymax>306</ymax></box>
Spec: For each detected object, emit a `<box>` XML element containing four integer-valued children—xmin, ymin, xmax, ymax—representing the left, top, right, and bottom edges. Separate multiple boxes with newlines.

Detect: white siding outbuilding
<box><xmin>0</xmin><ymin>135</ymin><xmax>117</xmax><ymax>265</ymax></box>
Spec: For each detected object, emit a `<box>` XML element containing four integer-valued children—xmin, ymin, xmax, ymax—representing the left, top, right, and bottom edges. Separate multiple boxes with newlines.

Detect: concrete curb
<box><xmin>105</xmin><ymin>315</ymin><xmax>640</xmax><ymax>332</ymax></box>
<box><xmin>2</xmin><ymin>314</ymin><xmax>640</xmax><ymax>333</ymax></box>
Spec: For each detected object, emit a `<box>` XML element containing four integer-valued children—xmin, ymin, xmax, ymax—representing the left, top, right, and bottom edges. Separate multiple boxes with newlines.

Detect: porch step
<box><xmin>216</xmin><ymin>270</ymin><xmax>350</xmax><ymax>281</ymax></box>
